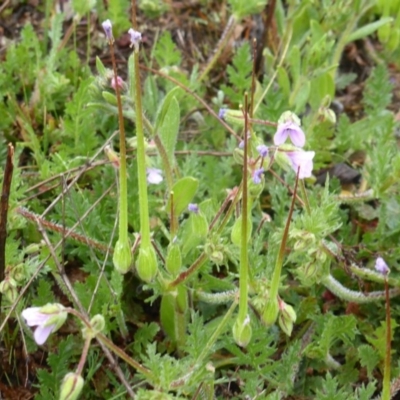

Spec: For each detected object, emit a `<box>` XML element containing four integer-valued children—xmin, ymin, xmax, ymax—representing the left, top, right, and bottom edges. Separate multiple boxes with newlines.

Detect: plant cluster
<box><xmin>1</xmin><ymin>0</ymin><xmax>400</xmax><ymax>399</ymax></box>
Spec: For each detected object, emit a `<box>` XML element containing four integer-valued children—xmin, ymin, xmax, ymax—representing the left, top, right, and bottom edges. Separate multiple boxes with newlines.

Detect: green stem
<box><xmin>269</xmin><ymin>174</ymin><xmax>299</xmax><ymax>299</ymax></box>
<box><xmin>321</xmin><ymin>274</ymin><xmax>400</xmax><ymax>304</ymax></box>
<box><xmin>109</xmin><ymin>41</ymin><xmax>128</xmax><ymax>244</ymax></box>
<box><xmin>238</xmin><ymin>109</ymin><xmax>249</xmax><ymax>322</ymax></box>
<box><xmin>67</xmin><ymin>308</ymin><xmax>154</xmax><ymax>380</ymax></box>
<box><xmin>382</xmin><ymin>277</ymin><xmax>391</xmax><ymax>400</ymax></box>
<box><xmin>170</xmin><ymin>299</ymin><xmax>238</xmax><ymax>388</ymax></box>
<box><xmin>132</xmin><ymin>50</ymin><xmax>151</xmax><ymax>248</ymax></box>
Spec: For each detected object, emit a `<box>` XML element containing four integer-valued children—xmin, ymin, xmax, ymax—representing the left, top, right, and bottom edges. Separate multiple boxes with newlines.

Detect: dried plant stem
<box><xmin>16</xmin><ymin>206</ymin><xmax>112</xmax><ymax>254</ymax></box>
<box><xmin>198</xmin><ymin>15</ymin><xmax>237</xmax><ymax>83</ymax></box>
<box><xmin>0</xmin><ymin>144</ymin><xmax>14</xmax><ymax>313</ymax></box>
<box><xmin>269</xmin><ymin>171</ymin><xmax>300</xmax><ymax>300</ymax></box>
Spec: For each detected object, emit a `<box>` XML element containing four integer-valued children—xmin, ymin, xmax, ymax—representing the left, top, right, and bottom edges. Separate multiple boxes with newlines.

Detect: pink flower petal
<box><xmin>22</xmin><ymin>308</ymin><xmax>50</xmax><ymax>326</ymax></box>
<box><xmin>34</xmin><ymin>324</ymin><xmax>55</xmax><ymax>345</ymax></box>
<box><xmin>274</xmin><ymin>121</ymin><xmax>306</xmax><ymax>147</ymax></box>
<box><xmin>287</xmin><ymin>151</ymin><xmax>315</xmax><ymax>179</ymax></box>
<box><xmin>273</xmin><ymin>125</ymin><xmax>289</xmax><ymax>145</ymax></box>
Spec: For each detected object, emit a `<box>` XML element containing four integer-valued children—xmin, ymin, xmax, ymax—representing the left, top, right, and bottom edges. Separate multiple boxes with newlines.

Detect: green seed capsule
<box><xmin>136</xmin><ymin>246</ymin><xmax>158</xmax><ymax>282</ymax></box>
<box><xmin>232</xmin><ymin>316</ymin><xmax>252</xmax><ymax>347</ymax></box>
<box><xmin>113</xmin><ymin>238</ymin><xmax>132</xmax><ymax>274</ymax></box>
<box><xmin>166</xmin><ymin>243</ymin><xmax>182</xmax><ymax>277</ymax></box>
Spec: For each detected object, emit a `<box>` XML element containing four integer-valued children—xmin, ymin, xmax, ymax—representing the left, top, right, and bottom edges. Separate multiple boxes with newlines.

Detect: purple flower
<box><xmin>375</xmin><ymin>257</ymin><xmax>390</xmax><ymax>275</ymax></box>
<box><xmin>128</xmin><ymin>28</ymin><xmax>142</xmax><ymax>50</ymax></box>
<box><xmin>146</xmin><ymin>168</ymin><xmax>163</xmax><ymax>185</ymax></box>
<box><xmin>218</xmin><ymin>108</ymin><xmax>227</xmax><ymax>119</ymax></box>
<box><xmin>256</xmin><ymin>144</ymin><xmax>269</xmax><ymax>158</ymax></box>
<box><xmin>274</xmin><ymin>121</ymin><xmax>306</xmax><ymax>148</ymax></box>
<box><xmin>22</xmin><ymin>304</ymin><xmax>67</xmax><ymax>345</ymax></box>
<box><xmin>252</xmin><ymin>168</ymin><xmax>264</xmax><ymax>184</ymax></box>
<box><xmin>286</xmin><ymin>151</ymin><xmax>315</xmax><ymax>179</ymax></box>
<box><xmin>102</xmin><ymin>19</ymin><xmax>113</xmax><ymax>41</ymax></box>
<box><xmin>188</xmin><ymin>203</ymin><xmax>199</xmax><ymax>213</ymax></box>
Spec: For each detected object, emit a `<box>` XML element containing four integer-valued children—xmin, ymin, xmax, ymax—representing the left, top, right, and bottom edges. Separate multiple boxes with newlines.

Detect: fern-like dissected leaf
<box><xmin>35</xmin><ymin>336</ymin><xmax>78</xmax><ymax>398</ymax></box>
<box><xmin>154</xmin><ymin>31</ymin><xmax>182</xmax><ymax>67</ymax></box>
<box><xmin>221</xmin><ymin>42</ymin><xmax>253</xmax><ymax>105</ymax></box>
<box><xmin>363</xmin><ymin>64</ymin><xmax>393</xmax><ymax>115</ymax></box>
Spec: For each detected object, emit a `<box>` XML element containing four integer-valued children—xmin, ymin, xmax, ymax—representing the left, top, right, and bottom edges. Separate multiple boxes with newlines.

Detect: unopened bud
<box><xmin>25</xmin><ymin>242</ymin><xmax>42</xmax><ymax>254</ymax></box>
<box><xmin>278</xmin><ymin>110</ymin><xmax>301</xmax><ymax>126</ymax></box>
<box><xmin>278</xmin><ymin>300</ymin><xmax>297</xmax><ymax>336</ymax></box>
<box><xmin>113</xmin><ymin>238</ymin><xmax>132</xmax><ymax>274</ymax></box>
<box><xmin>110</xmin><ymin>76</ymin><xmax>125</xmax><ymax>91</ymax></box>
<box><xmin>219</xmin><ymin>109</ymin><xmax>245</xmax><ymax>128</ymax></box>
<box><xmin>82</xmin><ymin>314</ymin><xmax>105</xmax><ymax>339</ymax></box>
<box><xmin>136</xmin><ymin>246</ymin><xmax>158</xmax><ymax>282</ymax></box>
<box><xmin>12</xmin><ymin>263</ymin><xmax>26</xmax><ymax>282</ymax></box>
<box><xmin>318</xmin><ymin>106</ymin><xmax>336</xmax><ymax>125</ymax></box>
<box><xmin>59</xmin><ymin>372</ymin><xmax>84</xmax><ymax>400</ymax></box>
<box><xmin>232</xmin><ymin>316</ymin><xmax>252</xmax><ymax>347</ymax></box>
<box><xmin>292</xmin><ymin>231</ymin><xmax>316</xmax><ymax>251</ymax></box>
<box><xmin>0</xmin><ymin>278</ymin><xmax>18</xmax><ymax>302</ymax></box>
<box><xmin>104</xmin><ymin>145</ymin><xmax>120</xmax><ymax>169</ymax></box>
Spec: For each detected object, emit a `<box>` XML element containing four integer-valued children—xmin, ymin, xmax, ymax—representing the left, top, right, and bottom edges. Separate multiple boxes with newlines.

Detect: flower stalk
<box><xmin>103</xmin><ymin>20</ymin><xmax>132</xmax><ymax>274</ymax></box>
<box><xmin>129</xmin><ymin>28</ymin><xmax>158</xmax><ymax>282</ymax></box>
<box><xmin>269</xmin><ymin>169</ymin><xmax>300</xmax><ymax>305</ymax></box>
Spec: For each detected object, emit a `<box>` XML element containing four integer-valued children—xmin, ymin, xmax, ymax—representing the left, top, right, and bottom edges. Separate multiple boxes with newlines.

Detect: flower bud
<box><xmin>25</xmin><ymin>242</ymin><xmax>43</xmax><ymax>254</ymax></box>
<box><xmin>232</xmin><ymin>316</ymin><xmax>252</xmax><ymax>347</ymax></box>
<box><xmin>136</xmin><ymin>246</ymin><xmax>158</xmax><ymax>282</ymax></box>
<box><xmin>210</xmin><ymin>250</ymin><xmax>224</xmax><ymax>265</ymax></box>
<box><xmin>12</xmin><ymin>263</ymin><xmax>26</xmax><ymax>282</ymax></box>
<box><xmin>166</xmin><ymin>243</ymin><xmax>182</xmax><ymax>276</ymax></box>
<box><xmin>278</xmin><ymin>300</ymin><xmax>297</xmax><ymax>336</ymax></box>
<box><xmin>82</xmin><ymin>315</ymin><xmax>105</xmax><ymax>339</ymax></box>
<box><xmin>113</xmin><ymin>238</ymin><xmax>132</xmax><ymax>274</ymax></box>
<box><xmin>261</xmin><ymin>297</ymin><xmax>279</xmax><ymax>327</ymax></box>
<box><xmin>248</xmin><ymin>173</ymin><xmax>265</xmax><ymax>198</ymax></box>
<box><xmin>292</xmin><ymin>230</ymin><xmax>316</xmax><ymax>252</ymax></box>
<box><xmin>318</xmin><ymin>106</ymin><xmax>336</xmax><ymax>125</ymax></box>
<box><xmin>59</xmin><ymin>372</ymin><xmax>84</xmax><ymax>400</ymax></box>
<box><xmin>219</xmin><ymin>109</ymin><xmax>245</xmax><ymax>128</ymax></box>
<box><xmin>0</xmin><ymin>278</ymin><xmax>17</xmax><ymax>302</ymax></box>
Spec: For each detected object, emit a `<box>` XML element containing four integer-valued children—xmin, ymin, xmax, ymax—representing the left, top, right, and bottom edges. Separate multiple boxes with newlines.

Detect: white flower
<box><xmin>146</xmin><ymin>168</ymin><xmax>163</xmax><ymax>185</ymax></box>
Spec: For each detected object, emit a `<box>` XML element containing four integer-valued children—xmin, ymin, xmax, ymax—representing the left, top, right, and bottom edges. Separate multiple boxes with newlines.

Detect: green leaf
<box><xmin>166</xmin><ymin>176</ymin><xmax>199</xmax><ymax>217</ymax></box>
<box><xmin>181</xmin><ymin>212</ymin><xmax>209</xmax><ymax>255</ymax></box>
<box><xmin>345</xmin><ymin>17</ymin><xmax>393</xmax><ymax>43</ymax></box>
<box><xmin>289</xmin><ymin>78</ymin><xmax>310</xmax><ymax>113</ymax></box>
<box><xmin>153</xmin><ymin>31</ymin><xmax>182</xmax><ymax>67</ymax></box>
<box><xmin>277</xmin><ymin>66</ymin><xmax>291</xmax><ymax>99</ymax></box>
<box><xmin>157</xmin><ymin>96</ymin><xmax>180</xmax><ymax>167</ymax></box>
<box><xmin>358</xmin><ymin>344</ymin><xmax>380</xmax><ymax>378</ymax></box>
<box><xmin>309</xmin><ymin>72</ymin><xmax>335</xmax><ymax>110</ymax></box>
